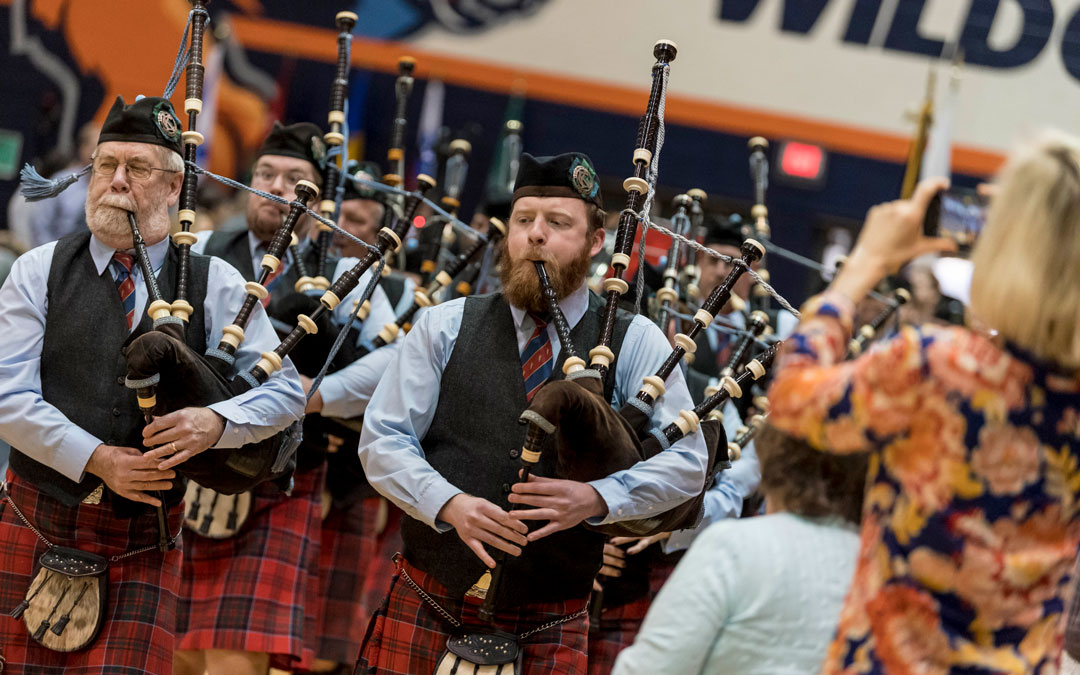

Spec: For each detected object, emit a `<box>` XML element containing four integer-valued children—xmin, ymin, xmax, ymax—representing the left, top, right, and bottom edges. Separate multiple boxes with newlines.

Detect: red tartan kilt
<box><xmin>362</xmin><ymin>504</ymin><xmax>402</xmax><ymax>613</ymax></box>
<box><xmin>358</xmin><ymin>556</ymin><xmax>589</xmax><ymax>675</ymax></box>
<box><xmin>314</xmin><ymin>496</ymin><xmax>382</xmax><ymax>663</ymax></box>
<box><xmin>0</xmin><ymin>472</ymin><xmax>183</xmax><ymax>675</ymax></box>
<box><xmin>177</xmin><ymin>464</ymin><xmax>325</xmax><ymax>670</ymax></box>
<box><xmin>587</xmin><ymin>554</ymin><xmax>678</xmax><ymax>675</ymax></box>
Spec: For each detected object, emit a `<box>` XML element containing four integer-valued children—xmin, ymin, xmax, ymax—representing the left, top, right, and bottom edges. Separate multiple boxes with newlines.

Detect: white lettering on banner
<box><xmin>410</xmin><ymin>0</ymin><xmax>1080</xmax><ymax>154</ymax></box>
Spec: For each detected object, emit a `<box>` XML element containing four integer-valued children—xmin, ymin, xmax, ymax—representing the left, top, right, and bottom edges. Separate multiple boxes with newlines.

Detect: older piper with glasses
<box><xmin>91</xmin><ymin>151</ymin><xmax>183</xmax><ymax>182</ymax></box>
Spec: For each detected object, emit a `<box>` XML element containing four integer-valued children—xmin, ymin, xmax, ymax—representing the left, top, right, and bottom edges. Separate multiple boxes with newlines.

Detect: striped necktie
<box><xmin>111</xmin><ymin>252</ymin><xmax>136</xmax><ymax>329</ymax></box>
<box><xmin>521</xmin><ymin>313</ymin><xmax>553</xmax><ymax>402</ymax></box>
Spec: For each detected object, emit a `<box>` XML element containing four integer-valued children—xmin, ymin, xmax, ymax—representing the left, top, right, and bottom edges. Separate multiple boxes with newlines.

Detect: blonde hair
<box><xmin>970</xmin><ymin>130</ymin><xmax>1080</xmax><ymax>368</ymax></box>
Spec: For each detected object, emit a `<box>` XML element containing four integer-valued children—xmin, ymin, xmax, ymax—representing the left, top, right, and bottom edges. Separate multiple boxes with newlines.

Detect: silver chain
<box><xmin>1</xmin><ymin>488</ymin><xmax>178</xmax><ymax>563</ymax></box>
<box><xmin>396</xmin><ymin>562</ymin><xmax>589</xmax><ymax>640</ymax></box>
<box><xmin>397</xmin><ymin>561</ymin><xmax>464</xmax><ymax>628</ymax></box>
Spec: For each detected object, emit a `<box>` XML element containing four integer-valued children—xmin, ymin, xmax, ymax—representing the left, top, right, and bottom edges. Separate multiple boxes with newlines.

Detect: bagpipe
<box><xmin>419</xmin><ymin>138</ymin><xmax>472</xmax><ymax>281</ymax></box>
<box><xmin>121</xmin><ymin>6</ymin><xmax>423</xmax><ymax>537</ymax></box>
<box><xmin>681</xmin><ymin>188</ymin><xmax>708</xmax><ymax>304</ymax></box>
<box><xmin>847</xmin><ymin>287</ymin><xmax>910</xmax><ymax>357</ymax></box>
<box><xmin>372</xmin><ymin>117</ymin><xmax>524</xmax><ymax>346</ymax></box>
<box><xmin>478</xmin><ymin>38</ymin><xmax>786</xmax><ymax>620</ymax></box>
<box><xmin>746</xmin><ymin>136</ymin><xmax>775</xmax><ymax>316</ymax></box>
<box><xmin>654</xmin><ymin>193</ymin><xmax>693</xmax><ymax>336</ymax></box>
<box><xmin>122</xmin><ymin>0</ymin><xmax>301</xmax><ymax>505</ymax></box>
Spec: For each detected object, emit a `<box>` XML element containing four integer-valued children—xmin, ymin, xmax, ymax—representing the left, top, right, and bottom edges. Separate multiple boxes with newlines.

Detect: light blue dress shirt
<box><xmin>191</xmin><ymin>230</ymin><xmax>395</xmax><ymax>347</ymax></box>
<box><xmin>358</xmin><ymin>281</ymin><xmax>708</xmax><ymax>531</ymax></box>
<box><xmin>613</xmin><ymin>513</ymin><xmax>860</xmax><ymax>675</ymax></box>
<box><xmin>318</xmin><ymin>341</ymin><xmax>400</xmax><ymax>419</ymax></box>
<box><xmin>0</xmin><ymin>234</ymin><xmax>306</xmax><ymax>484</ymax></box>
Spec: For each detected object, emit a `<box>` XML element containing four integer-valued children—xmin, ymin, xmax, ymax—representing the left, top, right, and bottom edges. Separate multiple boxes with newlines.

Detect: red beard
<box><xmin>499</xmin><ymin>239</ymin><xmax>593</xmax><ymax>314</ymax></box>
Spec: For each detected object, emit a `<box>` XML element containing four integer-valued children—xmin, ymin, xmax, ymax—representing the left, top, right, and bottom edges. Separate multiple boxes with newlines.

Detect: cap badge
<box><xmin>569</xmin><ymin>156</ymin><xmax>598</xmax><ymax>200</ymax></box>
<box><xmin>152</xmin><ymin>102</ymin><xmax>181</xmax><ymax>142</ymax></box>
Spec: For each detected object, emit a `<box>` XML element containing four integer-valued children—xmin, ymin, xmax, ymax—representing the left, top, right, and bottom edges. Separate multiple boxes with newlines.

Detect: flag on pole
<box><xmin>921</xmin><ymin>48</ymin><xmax>963</xmax><ymax>181</ymax></box>
<box><xmin>415</xmin><ymin>78</ymin><xmax>445</xmax><ymax>179</ymax></box>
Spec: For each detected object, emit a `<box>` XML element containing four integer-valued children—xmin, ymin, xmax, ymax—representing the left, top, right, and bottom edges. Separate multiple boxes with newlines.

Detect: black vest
<box><xmin>403</xmin><ymin>291</ymin><xmax>633</xmax><ymax>608</ymax></box>
<box><xmin>202</xmin><ymin>229</ymin><xmax>331</xmax><ymax>319</ymax></box>
<box><xmin>10</xmin><ymin>232</ymin><xmax>210</xmax><ymax>516</ymax></box>
<box><xmin>203</xmin><ymin>229</ymin><xmax>359</xmax><ymax>476</ymax></box>
<box><xmin>380</xmin><ymin>273</ymin><xmax>407</xmax><ymax>310</ymax></box>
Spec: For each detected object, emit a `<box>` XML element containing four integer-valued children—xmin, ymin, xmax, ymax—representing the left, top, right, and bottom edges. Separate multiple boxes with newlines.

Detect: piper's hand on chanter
<box><xmin>833</xmin><ymin>177</ymin><xmax>957</xmax><ymax>303</ymax></box>
<box><xmin>598</xmin><ymin>542</ymin><xmax>627</xmax><ymax>579</ymax></box>
<box><xmin>85</xmin><ymin>444</ymin><xmax>177</xmax><ymax>507</ymax></box>
<box><xmin>508</xmin><ymin>473</ymin><xmax>609</xmax><ymax>542</ymax></box>
<box><xmin>611</xmin><ymin>532</ymin><xmax>672</xmax><ymax>556</ymax></box>
<box><xmin>326</xmin><ymin>433</ymin><xmax>345</xmax><ymax>454</ymax></box>
<box><xmin>438</xmin><ymin>494</ymin><xmax>529</xmax><ymax>569</ymax></box>
<box><xmin>142</xmin><ymin>407</ymin><xmax>226</xmax><ymax>470</ymax></box>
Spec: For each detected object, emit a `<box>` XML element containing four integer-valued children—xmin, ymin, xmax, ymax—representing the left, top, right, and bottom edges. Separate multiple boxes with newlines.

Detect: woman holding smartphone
<box><xmin>768</xmin><ymin>132</ymin><xmax>1080</xmax><ymax>673</ymax></box>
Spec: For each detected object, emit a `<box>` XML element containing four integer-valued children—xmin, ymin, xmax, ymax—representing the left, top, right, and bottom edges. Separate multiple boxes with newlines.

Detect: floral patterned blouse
<box><xmin>768</xmin><ymin>291</ymin><xmax>1080</xmax><ymax>674</ymax></box>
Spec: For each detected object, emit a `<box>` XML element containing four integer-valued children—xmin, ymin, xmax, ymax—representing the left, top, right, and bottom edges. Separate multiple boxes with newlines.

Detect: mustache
<box><xmin>518</xmin><ymin>249</ymin><xmax>558</xmax><ymax>268</ymax></box>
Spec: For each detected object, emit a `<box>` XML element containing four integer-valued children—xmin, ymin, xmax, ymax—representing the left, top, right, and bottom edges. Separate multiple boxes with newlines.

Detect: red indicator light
<box><xmin>779</xmin><ymin>141</ymin><xmax>824</xmax><ymax>180</ymax></box>
<box><xmin>413</xmin><ymin>215</ymin><xmax>426</xmax><ymax>228</ymax></box>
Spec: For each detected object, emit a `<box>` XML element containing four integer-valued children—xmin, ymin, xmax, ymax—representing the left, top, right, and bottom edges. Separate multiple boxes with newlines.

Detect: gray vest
<box><xmin>10</xmin><ymin>232</ymin><xmax>209</xmax><ymax>516</ymax></box>
<box><xmin>403</xmin><ymin>291</ymin><xmax>633</xmax><ymax>608</ymax></box>
<box><xmin>203</xmin><ymin>228</ymin><xmax>330</xmax><ymax>319</ymax></box>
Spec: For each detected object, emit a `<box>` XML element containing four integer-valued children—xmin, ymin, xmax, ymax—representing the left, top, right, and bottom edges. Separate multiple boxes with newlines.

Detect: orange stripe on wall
<box><xmin>229</xmin><ymin>16</ymin><xmax>1003</xmax><ymax>176</ymax></box>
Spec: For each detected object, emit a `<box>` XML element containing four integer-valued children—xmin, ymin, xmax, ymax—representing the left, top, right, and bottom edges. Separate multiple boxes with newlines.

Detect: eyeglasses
<box><xmin>252</xmin><ymin>168</ymin><xmax>310</xmax><ymax>187</ymax></box>
<box><xmin>92</xmin><ymin>157</ymin><xmax>179</xmax><ymax>181</ymax></box>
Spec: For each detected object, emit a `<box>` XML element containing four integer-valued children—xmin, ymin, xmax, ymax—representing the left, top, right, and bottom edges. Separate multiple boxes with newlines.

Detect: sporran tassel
<box><xmin>8</xmin><ymin>600</ymin><xmax>28</xmax><ymax>620</ymax></box>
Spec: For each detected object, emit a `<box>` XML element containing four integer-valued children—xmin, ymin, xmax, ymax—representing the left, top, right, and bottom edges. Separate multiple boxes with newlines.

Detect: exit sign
<box><xmin>775</xmin><ymin>140</ymin><xmax>827</xmax><ymax>188</ymax></box>
<box><xmin>0</xmin><ymin>130</ymin><xmax>23</xmax><ymax>181</ymax></box>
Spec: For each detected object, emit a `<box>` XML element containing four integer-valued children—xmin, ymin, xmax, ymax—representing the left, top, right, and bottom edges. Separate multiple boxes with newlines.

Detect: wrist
<box><xmin>437</xmin><ymin>493</ymin><xmax>466</xmax><ymax>527</ymax></box>
<box><xmin>831</xmin><ymin>252</ymin><xmax>887</xmax><ymax>303</ymax></box>
<box><xmin>84</xmin><ymin>444</ymin><xmax>108</xmax><ymax>478</ymax></box>
<box><xmin>306</xmin><ymin>390</ymin><xmax>323</xmax><ymax>414</ymax></box>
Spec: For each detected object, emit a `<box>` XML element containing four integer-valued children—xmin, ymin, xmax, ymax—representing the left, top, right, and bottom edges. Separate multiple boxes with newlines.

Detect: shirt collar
<box><xmin>90</xmin><ymin>233</ymin><xmax>169</xmax><ymax>276</ymax></box>
<box><xmin>509</xmin><ymin>281</ymin><xmax>589</xmax><ymax>333</ymax></box>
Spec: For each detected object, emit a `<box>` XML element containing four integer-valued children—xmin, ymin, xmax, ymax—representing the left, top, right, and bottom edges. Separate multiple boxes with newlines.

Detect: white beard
<box><xmin>86</xmin><ymin>194</ymin><xmax>170</xmax><ymax>249</ymax></box>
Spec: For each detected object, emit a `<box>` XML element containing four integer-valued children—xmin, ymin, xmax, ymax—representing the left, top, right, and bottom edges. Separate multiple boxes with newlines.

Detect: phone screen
<box><xmin>928</xmin><ymin>188</ymin><xmax>988</xmax><ymax>252</ymax></box>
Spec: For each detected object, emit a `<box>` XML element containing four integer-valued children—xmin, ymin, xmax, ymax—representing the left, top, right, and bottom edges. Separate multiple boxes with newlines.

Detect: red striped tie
<box><xmin>111</xmin><ymin>252</ymin><xmax>136</xmax><ymax>329</ymax></box>
<box><xmin>521</xmin><ymin>313</ymin><xmax>553</xmax><ymax>402</ymax></box>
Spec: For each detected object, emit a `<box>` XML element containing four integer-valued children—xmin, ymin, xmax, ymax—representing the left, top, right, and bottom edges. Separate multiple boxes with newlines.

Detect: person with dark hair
<box><xmin>612</xmin><ymin>424</ymin><xmax>865</xmax><ymax>674</ymax></box>
<box><xmin>769</xmin><ymin>133</ymin><xmax>1080</xmax><ymax>672</ymax></box>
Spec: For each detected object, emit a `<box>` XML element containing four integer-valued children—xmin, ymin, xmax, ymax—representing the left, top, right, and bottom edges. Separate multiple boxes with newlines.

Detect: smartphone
<box><xmin>923</xmin><ymin>187</ymin><xmax>989</xmax><ymax>254</ymax></box>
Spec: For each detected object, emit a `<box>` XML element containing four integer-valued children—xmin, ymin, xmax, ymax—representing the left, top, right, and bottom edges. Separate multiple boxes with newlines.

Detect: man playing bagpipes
<box><xmin>355</xmin><ymin>152</ymin><xmax>708</xmax><ymax>674</ymax></box>
<box><xmin>0</xmin><ymin>95</ymin><xmax>305</xmax><ymax>674</ymax></box>
<box><xmin>331</xmin><ymin>161</ymin><xmax>418</xmax><ymax>317</ymax></box>
<box><xmin>294</xmin><ymin>160</ymin><xmax>409</xmax><ymax>673</ymax></box>
<box><xmin>684</xmin><ymin>215</ymin><xmax>797</xmax><ymax>402</ymax></box>
<box><xmin>174</xmin><ymin>122</ymin><xmax>392</xmax><ymax>675</ymax></box>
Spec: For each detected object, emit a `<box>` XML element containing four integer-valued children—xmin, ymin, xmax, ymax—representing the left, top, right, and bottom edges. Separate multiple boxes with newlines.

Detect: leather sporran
<box><xmin>11</xmin><ymin>546</ymin><xmax>107</xmax><ymax>653</ymax></box>
<box><xmin>183</xmin><ymin>482</ymin><xmax>252</xmax><ymax>539</ymax></box>
<box><xmin>434</xmin><ymin>631</ymin><xmax>522</xmax><ymax>675</ymax></box>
